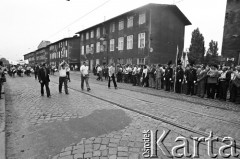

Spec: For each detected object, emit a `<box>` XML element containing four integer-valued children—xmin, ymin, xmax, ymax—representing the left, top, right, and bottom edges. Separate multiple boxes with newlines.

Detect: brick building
<box><xmin>24</xmin><ymin>36</ymin><xmax>80</xmax><ymax>69</ymax></box>
<box><xmin>222</xmin><ymin>0</ymin><xmax>240</xmax><ymax>65</ymax></box>
<box><xmin>76</xmin><ymin>3</ymin><xmax>191</xmax><ymax>71</ymax></box>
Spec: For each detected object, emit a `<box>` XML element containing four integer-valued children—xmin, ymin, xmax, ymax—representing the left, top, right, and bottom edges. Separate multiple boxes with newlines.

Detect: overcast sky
<box><xmin>0</xmin><ymin>0</ymin><xmax>227</xmax><ymax>61</ymax></box>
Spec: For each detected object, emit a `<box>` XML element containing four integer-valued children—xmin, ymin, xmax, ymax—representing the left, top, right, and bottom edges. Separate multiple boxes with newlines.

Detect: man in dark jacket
<box><xmin>165</xmin><ymin>61</ymin><xmax>173</xmax><ymax>91</ymax></box>
<box><xmin>175</xmin><ymin>61</ymin><xmax>184</xmax><ymax>93</ymax></box>
<box><xmin>38</xmin><ymin>63</ymin><xmax>51</xmax><ymax>97</ymax></box>
<box><xmin>34</xmin><ymin>63</ymin><xmax>39</xmax><ymax>80</ymax></box>
<box><xmin>185</xmin><ymin>63</ymin><xmax>197</xmax><ymax>95</ymax></box>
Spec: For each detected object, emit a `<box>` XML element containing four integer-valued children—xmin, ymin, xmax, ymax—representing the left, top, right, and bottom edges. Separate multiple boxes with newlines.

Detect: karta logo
<box><xmin>142</xmin><ymin>130</ymin><xmax>239</xmax><ymax>158</ymax></box>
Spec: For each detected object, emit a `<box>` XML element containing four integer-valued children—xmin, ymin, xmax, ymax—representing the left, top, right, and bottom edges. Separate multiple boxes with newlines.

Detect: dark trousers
<box><xmin>132</xmin><ymin>75</ymin><xmax>137</xmax><ymax>86</ymax></box>
<box><xmin>197</xmin><ymin>80</ymin><xmax>206</xmax><ymax>98</ymax></box>
<box><xmin>186</xmin><ymin>81</ymin><xmax>194</xmax><ymax>95</ymax></box>
<box><xmin>0</xmin><ymin>82</ymin><xmax>2</xmax><ymax>98</ymax></box>
<box><xmin>219</xmin><ymin>81</ymin><xmax>228</xmax><ymax>100</ymax></box>
<box><xmin>59</xmin><ymin>77</ymin><xmax>68</xmax><ymax>94</ymax></box>
<box><xmin>108</xmin><ymin>74</ymin><xmax>117</xmax><ymax>88</ymax></box>
<box><xmin>35</xmin><ymin>72</ymin><xmax>38</xmax><ymax>80</ymax></box>
<box><xmin>175</xmin><ymin>81</ymin><xmax>182</xmax><ymax>93</ymax></box>
<box><xmin>207</xmin><ymin>83</ymin><xmax>217</xmax><ymax>99</ymax></box>
<box><xmin>165</xmin><ymin>79</ymin><xmax>171</xmax><ymax>91</ymax></box>
<box><xmin>41</xmin><ymin>82</ymin><xmax>50</xmax><ymax>96</ymax></box>
<box><xmin>66</xmin><ymin>72</ymin><xmax>70</xmax><ymax>81</ymax></box>
<box><xmin>81</xmin><ymin>75</ymin><xmax>90</xmax><ymax>89</ymax></box>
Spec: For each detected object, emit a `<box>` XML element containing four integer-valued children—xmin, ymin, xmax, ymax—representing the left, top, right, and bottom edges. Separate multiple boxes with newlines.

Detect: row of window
<box><xmin>88</xmin><ymin>58</ymin><xmax>145</xmax><ymax>66</ymax></box>
<box><xmin>81</xmin><ymin>33</ymin><xmax>145</xmax><ymax>54</ymax></box>
<box><xmin>50</xmin><ymin>50</ymin><xmax>68</xmax><ymax>59</ymax></box>
<box><xmin>81</xmin><ymin>13</ymin><xmax>146</xmax><ymax>41</ymax></box>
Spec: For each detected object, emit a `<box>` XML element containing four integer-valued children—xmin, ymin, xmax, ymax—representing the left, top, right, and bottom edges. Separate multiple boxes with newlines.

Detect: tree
<box><xmin>205</xmin><ymin>40</ymin><xmax>219</xmax><ymax>64</ymax></box>
<box><xmin>0</xmin><ymin>57</ymin><xmax>9</xmax><ymax>65</ymax></box>
<box><xmin>189</xmin><ymin>28</ymin><xmax>205</xmax><ymax>64</ymax></box>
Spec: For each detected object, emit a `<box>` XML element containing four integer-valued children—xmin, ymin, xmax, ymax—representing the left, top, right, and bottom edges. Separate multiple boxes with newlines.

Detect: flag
<box><xmin>175</xmin><ymin>45</ymin><xmax>179</xmax><ymax>66</ymax></box>
<box><xmin>181</xmin><ymin>51</ymin><xmax>184</xmax><ymax>66</ymax></box>
<box><xmin>184</xmin><ymin>52</ymin><xmax>189</xmax><ymax>67</ymax></box>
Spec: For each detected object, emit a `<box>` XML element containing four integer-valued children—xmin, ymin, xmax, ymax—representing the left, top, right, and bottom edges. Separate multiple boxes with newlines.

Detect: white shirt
<box><xmin>108</xmin><ymin>66</ymin><xmax>115</xmax><ymax>76</ymax></box>
<box><xmin>143</xmin><ymin>68</ymin><xmax>148</xmax><ymax>77</ymax></box>
<box><xmin>97</xmin><ymin>67</ymin><xmax>102</xmax><ymax>72</ymax></box>
<box><xmin>80</xmin><ymin>65</ymin><xmax>89</xmax><ymax>75</ymax></box>
<box><xmin>59</xmin><ymin>67</ymin><xmax>67</xmax><ymax>77</ymax></box>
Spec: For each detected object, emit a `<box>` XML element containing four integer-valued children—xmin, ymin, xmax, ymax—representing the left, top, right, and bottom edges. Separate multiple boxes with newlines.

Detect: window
<box><xmin>126</xmin><ymin>58</ymin><xmax>132</xmax><ymax>65</ymax></box>
<box><xmin>127</xmin><ymin>35</ymin><xmax>133</xmax><ymax>50</ymax></box>
<box><xmin>127</xmin><ymin>16</ymin><xmax>133</xmax><ymax>28</ymax></box>
<box><xmin>139</xmin><ymin>13</ymin><xmax>146</xmax><ymax>25</ymax></box>
<box><xmin>81</xmin><ymin>34</ymin><xmax>84</xmax><ymax>41</ymax></box>
<box><xmin>138</xmin><ymin>33</ymin><xmax>145</xmax><ymax>48</ymax></box>
<box><xmin>118</xmin><ymin>20</ymin><xmax>124</xmax><ymax>30</ymax></box>
<box><xmin>117</xmin><ymin>58</ymin><xmax>124</xmax><ymax>64</ymax></box>
<box><xmin>96</xmin><ymin>27</ymin><xmax>100</xmax><ymax>38</ymax></box>
<box><xmin>96</xmin><ymin>59</ymin><xmax>100</xmax><ymax>65</ymax></box>
<box><xmin>86</xmin><ymin>45</ymin><xmax>90</xmax><ymax>54</ymax></box>
<box><xmin>90</xmin><ymin>30</ymin><xmax>94</xmax><ymax>38</ymax></box>
<box><xmin>137</xmin><ymin>58</ymin><xmax>145</xmax><ymax>64</ymax></box>
<box><xmin>86</xmin><ymin>32</ymin><xmax>89</xmax><ymax>40</ymax></box>
<box><xmin>110</xmin><ymin>39</ymin><xmax>115</xmax><ymax>51</ymax></box>
<box><xmin>118</xmin><ymin>37</ymin><xmax>124</xmax><ymax>50</ymax></box>
<box><xmin>110</xmin><ymin>23</ymin><xmax>115</xmax><ymax>32</ymax></box>
<box><xmin>96</xmin><ymin>42</ymin><xmax>100</xmax><ymax>53</ymax></box>
<box><xmin>90</xmin><ymin>44</ymin><xmax>94</xmax><ymax>54</ymax></box>
<box><xmin>103</xmin><ymin>27</ymin><xmax>106</xmax><ymax>35</ymax></box>
<box><xmin>81</xmin><ymin>46</ymin><xmax>84</xmax><ymax>55</ymax></box>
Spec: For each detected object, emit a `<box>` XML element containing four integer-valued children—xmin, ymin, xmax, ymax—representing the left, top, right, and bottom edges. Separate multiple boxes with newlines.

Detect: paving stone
<box><xmin>117</xmin><ymin>152</ymin><xmax>128</xmax><ymax>157</ymax></box>
<box><xmin>73</xmin><ymin>153</ymin><xmax>83</xmax><ymax>159</ymax></box>
<box><xmin>109</xmin><ymin>155</ymin><xmax>117</xmax><ymax>159</ymax></box>
<box><xmin>94</xmin><ymin>137</ymin><xmax>102</xmax><ymax>144</ymax></box>
<box><xmin>93</xmin><ymin>150</ymin><xmax>101</xmax><ymax>157</ymax></box>
<box><xmin>129</xmin><ymin>147</ymin><xmax>140</xmax><ymax>152</ymax></box>
<box><xmin>101</xmin><ymin>138</ymin><xmax>110</xmax><ymax>145</ymax></box>
<box><xmin>60</xmin><ymin>151</ymin><xmax>72</xmax><ymax>157</ymax></box>
<box><xmin>59</xmin><ymin>155</ymin><xmax>73</xmax><ymax>159</ymax></box>
<box><xmin>84</xmin><ymin>152</ymin><xmax>93</xmax><ymax>158</ymax></box>
<box><xmin>99</xmin><ymin>145</ymin><xmax>107</xmax><ymax>150</ymax></box>
<box><xmin>129</xmin><ymin>153</ymin><xmax>139</xmax><ymax>159</ymax></box>
<box><xmin>109</xmin><ymin>143</ymin><xmax>118</xmax><ymax>147</ymax></box>
<box><xmin>101</xmin><ymin>149</ymin><xmax>108</xmax><ymax>156</ymax></box>
<box><xmin>117</xmin><ymin>146</ymin><xmax>128</xmax><ymax>152</ymax></box>
<box><xmin>109</xmin><ymin>148</ymin><xmax>117</xmax><ymax>155</ymax></box>
<box><xmin>93</xmin><ymin>144</ymin><xmax>101</xmax><ymax>150</ymax></box>
<box><xmin>110</xmin><ymin>138</ymin><xmax>120</xmax><ymax>143</ymax></box>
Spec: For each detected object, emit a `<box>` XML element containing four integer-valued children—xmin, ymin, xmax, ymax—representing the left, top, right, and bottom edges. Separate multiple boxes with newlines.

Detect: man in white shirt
<box><xmin>80</xmin><ymin>61</ymin><xmax>91</xmax><ymax>91</ymax></box>
<box><xmin>108</xmin><ymin>63</ymin><xmax>117</xmax><ymax>89</ymax></box>
<box><xmin>59</xmin><ymin>60</ymin><xmax>69</xmax><ymax>94</ymax></box>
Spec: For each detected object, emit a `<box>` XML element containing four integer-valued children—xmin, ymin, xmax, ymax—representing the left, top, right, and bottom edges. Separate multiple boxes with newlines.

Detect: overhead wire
<box><xmin>46</xmin><ymin>0</ymin><xmax>111</xmax><ymax>40</ymax></box>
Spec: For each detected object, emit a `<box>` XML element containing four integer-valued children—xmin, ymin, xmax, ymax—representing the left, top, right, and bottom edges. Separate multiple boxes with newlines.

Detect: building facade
<box><xmin>24</xmin><ymin>37</ymin><xmax>80</xmax><ymax>69</ymax></box>
<box><xmin>76</xmin><ymin>3</ymin><xmax>191</xmax><ymax>71</ymax></box>
<box><xmin>222</xmin><ymin>0</ymin><xmax>240</xmax><ymax>65</ymax></box>
<box><xmin>24</xmin><ymin>3</ymin><xmax>190</xmax><ymax>71</ymax></box>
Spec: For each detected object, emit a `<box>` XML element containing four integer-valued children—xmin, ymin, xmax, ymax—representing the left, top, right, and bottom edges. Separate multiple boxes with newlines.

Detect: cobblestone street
<box><xmin>4</xmin><ymin>74</ymin><xmax>240</xmax><ymax>159</ymax></box>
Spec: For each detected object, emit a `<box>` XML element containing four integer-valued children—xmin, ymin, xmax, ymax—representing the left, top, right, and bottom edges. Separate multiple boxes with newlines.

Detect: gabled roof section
<box><xmin>37</xmin><ymin>40</ymin><xmax>51</xmax><ymax>49</ymax></box>
<box><xmin>75</xmin><ymin>3</ymin><xmax>191</xmax><ymax>34</ymax></box>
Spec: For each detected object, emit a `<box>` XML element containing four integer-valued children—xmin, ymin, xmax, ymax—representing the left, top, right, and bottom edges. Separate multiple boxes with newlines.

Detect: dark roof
<box><xmin>75</xmin><ymin>3</ymin><xmax>191</xmax><ymax>34</ymax></box>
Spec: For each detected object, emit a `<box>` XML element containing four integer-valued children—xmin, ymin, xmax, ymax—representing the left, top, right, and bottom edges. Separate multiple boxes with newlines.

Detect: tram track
<box><xmin>50</xmin><ymin>79</ymin><xmax>240</xmax><ymax>149</ymax></box>
<box><xmin>69</xmin><ymin>72</ymin><xmax>240</xmax><ymax>112</ymax></box>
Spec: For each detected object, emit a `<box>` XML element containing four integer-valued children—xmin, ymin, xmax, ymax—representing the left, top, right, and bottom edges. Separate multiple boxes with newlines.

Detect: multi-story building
<box><xmin>24</xmin><ymin>36</ymin><xmax>80</xmax><ymax>69</ymax></box>
<box><xmin>23</xmin><ymin>51</ymin><xmax>36</xmax><ymax>65</ymax></box>
<box><xmin>222</xmin><ymin>0</ymin><xmax>240</xmax><ymax>65</ymax></box>
<box><xmin>76</xmin><ymin>3</ymin><xmax>191</xmax><ymax>71</ymax></box>
<box><xmin>48</xmin><ymin>36</ymin><xmax>80</xmax><ymax>69</ymax></box>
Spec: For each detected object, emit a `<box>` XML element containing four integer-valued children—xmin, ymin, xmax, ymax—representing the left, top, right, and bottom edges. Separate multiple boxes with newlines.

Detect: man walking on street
<box><xmin>80</xmin><ymin>61</ymin><xmax>91</xmax><ymax>91</ymax></box>
<box><xmin>59</xmin><ymin>60</ymin><xmax>69</xmax><ymax>95</ymax></box>
<box><xmin>108</xmin><ymin>63</ymin><xmax>117</xmax><ymax>89</ymax></box>
<box><xmin>38</xmin><ymin>63</ymin><xmax>51</xmax><ymax>97</ymax></box>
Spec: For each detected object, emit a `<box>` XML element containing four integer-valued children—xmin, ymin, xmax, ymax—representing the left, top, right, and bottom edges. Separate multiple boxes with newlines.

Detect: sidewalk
<box><xmin>0</xmin><ymin>85</ymin><xmax>6</xmax><ymax>159</ymax></box>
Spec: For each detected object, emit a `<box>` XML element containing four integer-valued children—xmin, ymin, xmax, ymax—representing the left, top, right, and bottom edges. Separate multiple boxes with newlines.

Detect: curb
<box><xmin>0</xmin><ymin>85</ymin><xmax>6</xmax><ymax>159</ymax></box>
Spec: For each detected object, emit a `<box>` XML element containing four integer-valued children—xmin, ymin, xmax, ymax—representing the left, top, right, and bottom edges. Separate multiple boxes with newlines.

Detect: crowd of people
<box><xmin>3</xmin><ymin>59</ymin><xmax>240</xmax><ymax>104</ymax></box>
<box><xmin>94</xmin><ymin>60</ymin><xmax>240</xmax><ymax>104</ymax></box>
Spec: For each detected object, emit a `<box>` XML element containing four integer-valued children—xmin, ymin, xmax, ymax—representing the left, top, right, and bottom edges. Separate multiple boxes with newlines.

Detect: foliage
<box><xmin>189</xmin><ymin>28</ymin><xmax>205</xmax><ymax>64</ymax></box>
<box><xmin>204</xmin><ymin>40</ymin><xmax>219</xmax><ymax>64</ymax></box>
